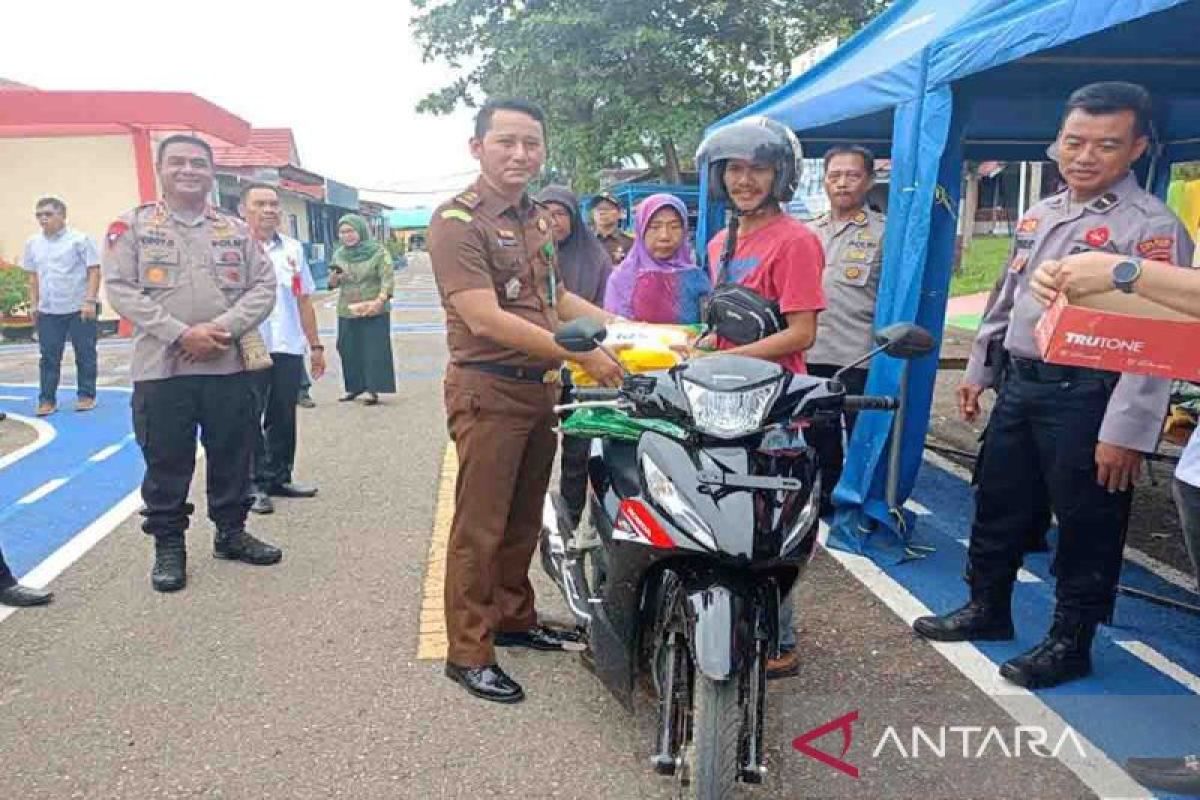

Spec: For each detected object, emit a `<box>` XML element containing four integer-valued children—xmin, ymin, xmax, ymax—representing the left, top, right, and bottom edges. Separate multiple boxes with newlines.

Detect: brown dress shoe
<box><xmin>35</xmin><ymin>401</ymin><xmax>56</xmax><ymax>417</ymax></box>
<box><xmin>75</xmin><ymin>397</ymin><xmax>97</xmax><ymax>412</ymax></box>
<box><xmin>766</xmin><ymin>649</ymin><xmax>800</xmax><ymax>679</ymax></box>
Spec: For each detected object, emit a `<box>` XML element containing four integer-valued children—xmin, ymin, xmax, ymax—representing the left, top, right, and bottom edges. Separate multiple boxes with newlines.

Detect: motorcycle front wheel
<box><xmin>688</xmin><ymin>673</ymin><xmax>741</xmax><ymax>800</ymax></box>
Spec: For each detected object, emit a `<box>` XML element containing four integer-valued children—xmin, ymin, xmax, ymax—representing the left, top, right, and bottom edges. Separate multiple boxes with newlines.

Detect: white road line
<box><xmin>1016</xmin><ymin>568</ymin><xmax>1042</xmax><ymax>583</ymax></box>
<box><xmin>1115</xmin><ymin>640</ymin><xmax>1200</xmax><ymax>695</ymax></box>
<box><xmin>0</xmin><ymin>489</ymin><xmax>144</xmax><ymax>626</ymax></box>
<box><xmin>0</xmin><ymin>413</ymin><xmax>56</xmax><ymax>471</ymax></box>
<box><xmin>1124</xmin><ymin>546</ymin><xmax>1197</xmax><ymax>593</ymax></box>
<box><xmin>906</xmin><ymin>499</ymin><xmax>932</xmax><ymax>516</ymax></box>
<box><xmin>0</xmin><ymin>394</ymin><xmax>25</xmax><ymax>400</ymax></box>
<box><xmin>17</xmin><ymin>477</ymin><xmax>67</xmax><ymax>505</ymax></box>
<box><xmin>88</xmin><ymin>439</ymin><xmax>130</xmax><ymax>463</ymax></box>
<box><xmin>817</xmin><ymin>524</ymin><xmax>1149</xmax><ymax>799</ymax></box>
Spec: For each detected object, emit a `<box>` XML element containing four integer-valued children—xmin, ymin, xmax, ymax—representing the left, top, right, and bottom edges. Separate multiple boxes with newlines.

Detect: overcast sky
<box><xmin>2</xmin><ymin>0</ymin><xmax>480</xmax><ymax>207</ymax></box>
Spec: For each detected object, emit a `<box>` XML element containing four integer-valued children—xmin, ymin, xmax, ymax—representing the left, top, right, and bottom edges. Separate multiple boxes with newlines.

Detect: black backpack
<box><xmin>702</xmin><ymin>218</ymin><xmax>787</xmax><ymax>345</ymax></box>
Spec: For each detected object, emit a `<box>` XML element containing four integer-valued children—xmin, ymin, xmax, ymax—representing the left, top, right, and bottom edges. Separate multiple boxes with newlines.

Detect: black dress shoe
<box><xmin>444</xmin><ymin>662</ymin><xmax>525</xmax><ymax>703</ymax></box>
<box><xmin>214</xmin><ymin>529</ymin><xmax>283</xmax><ymax>565</ymax></box>
<box><xmin>0</xmin><ymin>583</ymin><xmax>53</xmax><ymax>607</ymax></box>
<box><xmin>913</xmin><ymin>599</ymin><xmax>1014</xmax><ymax>642</ymax></box>
<box><xmin>250</xmin><ymin>492</ymin><xmax>275</xmax><ymax>515</ymax></box>
<box><xmin>999</xmin><ymin>618</ymin><xmax>1095</xmax><ymax>689</ymax></box>
<box><xmin>495</xmin><ymin>625</ymin><xmax>585</xmax><ymax>651</ymax></box>
<box><xmin>267</xmin><ymin>482</ymin><xmax>318</xmax><ymax>499</ymax></box>
<box><xmin>1126</xmin><ymin>755</ymin><xmax>1200</xmax><ymax>794</ymax></box>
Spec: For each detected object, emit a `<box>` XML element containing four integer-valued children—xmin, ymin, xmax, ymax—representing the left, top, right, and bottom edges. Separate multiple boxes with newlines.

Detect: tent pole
<box><xmin>1017</xmin><ymin>161</ymin><xmax>1027</xmax><ymax>221</ymax></box>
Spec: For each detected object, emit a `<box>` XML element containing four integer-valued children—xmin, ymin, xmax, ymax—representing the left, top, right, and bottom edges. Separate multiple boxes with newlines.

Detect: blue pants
<box><xmin>36</xmin><ymin>312</ymin><xmax>97</xmax><ymax>403</ymax></box>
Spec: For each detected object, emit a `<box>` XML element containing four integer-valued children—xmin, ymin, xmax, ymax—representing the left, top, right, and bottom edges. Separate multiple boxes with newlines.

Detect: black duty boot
<box><xmin>151</xmin><ymin>535</ymin><xmax>187</xmax><ymax>593</ymax></box>
<box><xmin>214</xmin><ymin>529</ymin><xmax>283</xmax><ymax>565</ymax></box>
<box><xmin>913</xmin><ymin>594</ymin><xmax>1014</xmax><ymax>642</ymax></box>
<box><xmin>999</xmin><ymin>616</ymin><xmax>1095</xmax><ymax>689</ymax></box>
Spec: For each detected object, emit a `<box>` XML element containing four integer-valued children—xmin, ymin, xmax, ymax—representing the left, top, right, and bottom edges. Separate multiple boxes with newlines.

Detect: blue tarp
<box><xmin>704</xmin><ymin>0</ymin><xmax>1199</xmax><ymax>564</ymax></box>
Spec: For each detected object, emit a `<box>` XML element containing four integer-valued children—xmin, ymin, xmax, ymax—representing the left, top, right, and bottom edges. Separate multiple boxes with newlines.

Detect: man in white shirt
<box><xmin>239</xmin><ymin>184</ymin><xmax>326</xmax><ymax>514</ymax></box>
<box><xmin>22</xmin><ymin>197</ymin><xmax>101</xmax><ymax>416</ymax></box>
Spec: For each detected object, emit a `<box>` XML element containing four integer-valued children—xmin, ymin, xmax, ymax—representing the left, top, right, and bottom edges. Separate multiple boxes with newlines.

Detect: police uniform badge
<box><xmin>1009</xmin><ymin>252</ymin><xmax>1029</xmax><ymax>274</ymax></box>
<box><xmin>105</xmin><ymin>220</ymin><xmax>129</xmax><ymax>249</ymax></box>
<box><xmin>504</xmin><ymin>277</ymin><xmax>522</xmax><ymax>300</ymax></box>
<box><xmin>1085</xmin><ymin>226</ymin><xmax>1110</xmax><ymax>248</ymax></box>
<box><xmin>853</xmin><ymin>210</ymin><xmax>867</xmax><ymax>225</ymax></box>
<box><xmin>844</xmin><ymin>266</ymin><xmax>862</xmax><ymax>280</ymax></box>
<box><xmin>145</xmin><ymin>266</ymin><xmax>169</xmax><ymax>286</ymax></box>
<box><xmin>537</xmin><ymin>217</ymin><xmax>548</xmax><ymax>233</ymax></box>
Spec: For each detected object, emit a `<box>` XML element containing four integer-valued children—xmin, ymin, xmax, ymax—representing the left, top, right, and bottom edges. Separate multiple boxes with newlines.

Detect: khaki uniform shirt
<box><xmin>965</xmin><ymin>172</ymin><xmax>1194</xmax><ymax>453</ymax></box>
<box><xmin>808</xmin><ymin>208</ymin><xmax>886</xmax><ymax>367</ymax></box>
<box><xmin>102</xmin><ymin>203</ymin><xmax>276</xmax><ymax>382</ymax></box>
<box><xmin>429</xmin><ymin>179</ymin><xmax>564</xmax><ymax>370</ymax></box>
<box><xmin>597</xmin><ymin>230</ymin><xmax>634</xmax><ymax>265</ymax></box>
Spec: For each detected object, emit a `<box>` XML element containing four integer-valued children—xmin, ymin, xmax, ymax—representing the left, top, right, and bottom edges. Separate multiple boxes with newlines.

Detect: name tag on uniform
<box><xmin>505</xmin><ymin>277</ymin><xmax>522</xmax><ymax>300</ymax></box>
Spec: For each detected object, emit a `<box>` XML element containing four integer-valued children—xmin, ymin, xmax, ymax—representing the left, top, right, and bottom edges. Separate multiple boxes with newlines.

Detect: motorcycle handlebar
<box><xmin>843</xmin><ymin>395</ymin><xmax>899</xmax><ymax>412</ymax></box>
<box><xmin>573</xmin><ymin>387</ymin><xmax>622</xmax><ymax>403</ymax></box>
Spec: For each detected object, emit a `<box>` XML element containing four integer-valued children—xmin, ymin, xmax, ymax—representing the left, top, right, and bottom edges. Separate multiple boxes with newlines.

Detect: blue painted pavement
<box><xmin>0</xmin><ymin>385</ymin><xmax>142</xmax><ymax>578</ymax></box>
<box><xmin>898</xmin><ymin>460</ymin><xmax>1200</xmax><ymax>799</ymax></box>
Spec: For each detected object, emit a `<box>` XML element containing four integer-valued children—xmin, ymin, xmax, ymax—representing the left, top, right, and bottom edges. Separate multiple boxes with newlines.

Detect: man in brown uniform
<box><xmin>103</xmin><ymin>134</ymin><xmax>283</xmax><ymax>593</ymax></box>
<box><xmin>591</xmin><ymin>191</ymin><xmax>634</xmax><ymax>264</ymax></box>
<box><xmin>430</xmin><ymin>98</ymin><xmax>622</xmax><ymax>704</ymax></box>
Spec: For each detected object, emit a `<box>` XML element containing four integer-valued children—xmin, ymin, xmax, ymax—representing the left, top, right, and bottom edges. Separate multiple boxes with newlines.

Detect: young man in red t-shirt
<box><xmin>704</xmin><ymin>169</ymin><xmax>826</xmax><ymax>373</ymax></box>
<box><xmin>696</xmin><ymin>117</ymin><xmax>826</xmax><ymax>680</ymax></box>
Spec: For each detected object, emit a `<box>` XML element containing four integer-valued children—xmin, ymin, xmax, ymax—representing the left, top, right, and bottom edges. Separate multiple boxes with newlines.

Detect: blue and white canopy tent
<box><xmin>700</xmin><ymin>0</ymin><xmax>1200</xmax><ymax>563</ymax></box>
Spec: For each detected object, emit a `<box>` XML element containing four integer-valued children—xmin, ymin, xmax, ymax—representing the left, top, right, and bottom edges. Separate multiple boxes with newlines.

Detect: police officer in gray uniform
<box><xmin>103</xmin><ymin>134</ymin><xmax>283</xmax><ymax>593</ymax></box>
<box><xmin>914</xmin><ymin>83</ymin><xmax>1193</xmax><ymax>688</ymax></box>
<box><xmin>808</xmin><ymin>145</ymin><xmax>885</xmax><ymax>513</ymax></box>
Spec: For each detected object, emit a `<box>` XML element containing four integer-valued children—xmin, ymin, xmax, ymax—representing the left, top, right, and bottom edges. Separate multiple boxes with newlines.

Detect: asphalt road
<box><xmin>0</xmin><ymin>260</ymin><xmax>1184</xmax><ymax>800</ymax></box>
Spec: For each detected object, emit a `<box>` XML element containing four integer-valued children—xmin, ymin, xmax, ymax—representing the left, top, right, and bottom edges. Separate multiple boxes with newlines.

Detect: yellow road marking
<box><xmin>417</xmin><ymin>444</ymin><xmax>456</xmax><ymax>660</ymax></box>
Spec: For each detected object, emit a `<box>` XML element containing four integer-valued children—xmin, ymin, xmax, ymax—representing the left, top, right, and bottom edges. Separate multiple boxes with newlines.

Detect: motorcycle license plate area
<box><xmin>696</xmin><ymin>471</ymin><xmax>801</xmax><ymax>492</ymax></box>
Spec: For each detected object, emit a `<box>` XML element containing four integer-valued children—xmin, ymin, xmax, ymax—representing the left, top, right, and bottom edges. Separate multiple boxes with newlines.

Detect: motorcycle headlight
<box><xmin>682</xmin><ymin>380</ymin><xmax>778</xmax><ymax>439</ymax></box>
<box><xmin>641</xmin><ymin>453</ymin><xmax>717</xmax><ymax>551</ymax></box>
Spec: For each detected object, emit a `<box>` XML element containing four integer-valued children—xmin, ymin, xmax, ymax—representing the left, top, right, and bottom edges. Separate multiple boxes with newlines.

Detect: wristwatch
<box><xmin>1111</xmin><ymin>259</ymin><xmax>1142</xmax><ymax>294</ymax></box>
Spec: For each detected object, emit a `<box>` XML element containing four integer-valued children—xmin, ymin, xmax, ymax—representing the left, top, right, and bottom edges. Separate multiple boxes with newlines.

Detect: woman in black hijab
<box><xmin>536</xmin><ymin>186</ymin><xmax>613</xmax><ymax>528</ymax></box>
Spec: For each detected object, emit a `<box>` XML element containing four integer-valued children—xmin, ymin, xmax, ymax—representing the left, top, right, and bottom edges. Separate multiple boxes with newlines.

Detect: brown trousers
<box><xmin>442</xmin><ymin>365</ymin><xmax>559</xmax><ymax>666</ymax></box>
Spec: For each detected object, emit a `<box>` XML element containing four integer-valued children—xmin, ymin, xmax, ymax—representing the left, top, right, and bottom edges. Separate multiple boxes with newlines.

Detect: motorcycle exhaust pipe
<box><xmin>539</xmin><ymin>495</ymin><xmax>593</xmax><ymax>626</ymax></box>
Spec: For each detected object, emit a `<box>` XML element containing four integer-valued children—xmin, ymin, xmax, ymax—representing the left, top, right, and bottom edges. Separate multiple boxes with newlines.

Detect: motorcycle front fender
<box><xmin>685</xmin><ymin>583</ymin><xmax>754</xmax><ymax>682</ymax></box>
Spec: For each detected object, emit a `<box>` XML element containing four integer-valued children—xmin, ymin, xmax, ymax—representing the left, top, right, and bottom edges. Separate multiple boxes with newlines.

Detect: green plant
<box><xmin>0</xmin><ymin>264</ymin><xmax>31</xmax><ymax>318</ymax></box>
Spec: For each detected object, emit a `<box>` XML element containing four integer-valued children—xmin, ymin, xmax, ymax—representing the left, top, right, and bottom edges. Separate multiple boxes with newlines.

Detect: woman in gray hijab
<box><xmin>536</xmin><ymin>185</ymin><xmax>613</xmax><ymax>528</ymax></box>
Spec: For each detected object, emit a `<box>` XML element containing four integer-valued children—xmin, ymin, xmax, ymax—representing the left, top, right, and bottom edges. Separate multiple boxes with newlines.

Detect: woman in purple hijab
<box><xmin>604</xmin><ymin>193</ymin><xmax>711</xmax><ymax>324</ymax></box>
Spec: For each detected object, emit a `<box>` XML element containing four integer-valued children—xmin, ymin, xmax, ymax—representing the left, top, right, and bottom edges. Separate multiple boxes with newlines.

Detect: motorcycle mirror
<box><xmin>555</xmin><ymin>318</ymin><xmax>607</xmax><ymax>354</ymax></box>
<box><xmin>874</xmin><ymin>323</ymin><xmax>935</xmax><ymax>360</ymax></box>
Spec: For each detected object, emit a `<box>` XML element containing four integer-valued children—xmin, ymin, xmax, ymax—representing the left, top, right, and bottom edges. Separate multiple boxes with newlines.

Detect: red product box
<box><xmin>1036</xmin><ymin>291</ymin><xmax>1200</xmax><ymax>380</ymax></box>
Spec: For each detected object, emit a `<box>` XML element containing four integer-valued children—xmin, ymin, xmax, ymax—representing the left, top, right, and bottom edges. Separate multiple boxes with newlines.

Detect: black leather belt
<box><xmin>1008</xmin><ymin>356</ymin><xmax>1114</xmax><ymax>384</ymax></box>
<box><xmin>457</xmin><ymin>361</ymin><xmax>561</xmax><ymax>384</ymax></box>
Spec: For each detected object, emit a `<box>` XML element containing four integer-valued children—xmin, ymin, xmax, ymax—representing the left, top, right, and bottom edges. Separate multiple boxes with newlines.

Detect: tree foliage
<box><xmin>411</xmin><ymin>0</ymin><xmax>887</xmax><ymax>191</ymax></box>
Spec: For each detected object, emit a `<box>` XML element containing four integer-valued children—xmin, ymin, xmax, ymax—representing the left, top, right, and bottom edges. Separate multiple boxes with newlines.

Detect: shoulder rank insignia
<box><xmin>454</xmin><ymin>190</ymin><xmax>481</xmax><ymax>209</ymax></box>
<box><xmin>440</xmin><ymin>209</ymin><xmax>473</xmax><ymax>224</ymax></box>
